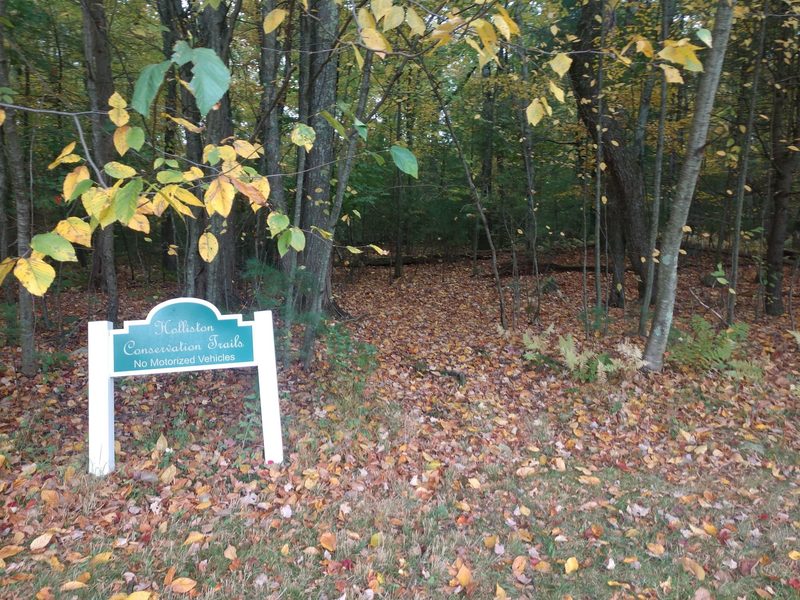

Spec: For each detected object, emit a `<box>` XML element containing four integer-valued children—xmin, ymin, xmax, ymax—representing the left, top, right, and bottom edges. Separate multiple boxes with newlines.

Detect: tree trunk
<box><xmin>198</xmin><ymin>1</ymin><xmax>241</xmax><ymax>310</ymax></box>
<box><xmin>639</xmin><ymin>0</ymin><xmax>673</xmax><ymax>335</ymax></box>
<box><xmin>81</xmin><ymin>0</ymin><xmax>118</xmax><ymax>322</ymax></box>
<box><xmin>297</xmin><ymin>0</ymin><xmax>341</xmax><ymax>363</ymax></box>
<box><xmin>259</xmin><ymin>0</ymin><xmax>287</xmax><ymax>218</ymax></box>
<box><xmin>570</xmin><ymin>0</ymin><xmax>649</xmax><ymax>296</ymax></box>
<box><xmin>643</xmin><ymin>0</ymin><xmax>735</xmax><ymax>371</ymax></box>
<box><xmin>727</xmin><ymin>4</ymin><xmax>767</xmax><ymax>323</ymax></box>
<box><xmin>0</xmin><ymin>0</ymin><xmax>35</xmax><ymax>374</ymax></box>
<box><xmin>765</xmin><ymin>4</ymin><xmax>800</xmax><ymax>316</ymax></box>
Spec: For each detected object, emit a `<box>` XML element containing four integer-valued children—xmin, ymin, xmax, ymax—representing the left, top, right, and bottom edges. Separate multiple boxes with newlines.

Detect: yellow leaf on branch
<box><xmin>15</xmin><ymin>256</ymin><xmax>56</xmax><ymax>296</ymax></box>
<box><xmin>198</xmin><ymin>232</ymin><xmax>219</xmax><ymax>263</ymax></box>
<box><xmin>263</xmin><ymin>8</ymin><xmax>287</xmax><ymax>34</ymax></box>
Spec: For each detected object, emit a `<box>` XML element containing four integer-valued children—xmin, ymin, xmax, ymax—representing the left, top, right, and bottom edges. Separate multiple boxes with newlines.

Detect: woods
<box><xmin>1</xmin><ymin>0</ymin><xmax>800</xmax><ymax>598</ymax></box>
<box><xmin>0</xmin><ymin>0</ymin><xmax>798</xmax><ymax>364</ymax></box>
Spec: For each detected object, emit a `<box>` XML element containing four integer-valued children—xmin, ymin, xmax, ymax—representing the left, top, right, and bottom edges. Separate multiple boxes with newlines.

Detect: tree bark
<box><xmin>639</xmin><ymin>0</ymin><xmax>673</xmax><ymax>335</ymax></box>
<box><xmin>81</xmin><ymin>0</ymin><xmax>118</xmax><ymax>322</ymax></box>
<box><xmin>643</xmin><ymin>0</ymin><xmax>735</xmax><ymax>371</ymax></box>
<box><xmin>198</xmin><ymin>0</ymin><xmax>241</xmax><ymax>310</ymax></box>
<box><xmin>570</xmin><ymin>0</ymin><xmax>649</xmax><ymax>296</ymax></box>
<box><xmin>727</xmin><ymin>4</ymin><xmax>767</xmax><ymax>323</ymax></box>
<box><xmin>259</xmin><ymin>0</ymin><xmax>287</xmax><ymax>218</ymax></box>
<box><xmin>0</xmin><ymin>0</ymin><xmax>35</xmax><ymax>374</ymax></box>
<box><xmin>765</xmin><ymin>4</ymin><xmax>800</xmax><ymax>315</ymax></box>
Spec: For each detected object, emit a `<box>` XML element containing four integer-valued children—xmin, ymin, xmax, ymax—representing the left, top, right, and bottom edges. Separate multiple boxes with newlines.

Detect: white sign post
<box><xmin>88</xmin><ymin>298</ymin><xmax>283</xmax><ymax>476</ymax></box>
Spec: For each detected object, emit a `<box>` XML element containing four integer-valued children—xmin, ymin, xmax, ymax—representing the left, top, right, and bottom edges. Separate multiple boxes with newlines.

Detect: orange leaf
<box><xmin>0</xmin><ymin>545</ymin><xmax>23</xmax><ymax>559</ymax></box>
<box><xmin>456</xmin><ymin>564</ymin><xmax>472</xmax><ymax>588</ymax></box>
<box><xmin>171</xmin><ymin>577</ymin><xmax>197</xmax><ymax>593</ymax></box>
<box><xmin>183</xmin><ymin>531</ymin><xmax>206</xmax><ymax>546</ymax></box>
<box><xmin>320</xmin><ymin>531</ymin><xmax>336</xmax><ymax>552</ymax></box>
<box><xmin>681</xmin><ymin>557</ymin><xmax>706</xmax><ymax>581</ymax></box>
<box><xmin>59</xmin><ymin>581</ymin><xmax>87</xmax><ymax>591</ymax></box>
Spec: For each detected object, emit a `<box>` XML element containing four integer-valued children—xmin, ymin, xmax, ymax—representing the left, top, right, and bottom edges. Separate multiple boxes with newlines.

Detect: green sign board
<box><xmin>111</xmin><ymin>298</ymin><xmax>255</xmax><ymax>375</ymax></box>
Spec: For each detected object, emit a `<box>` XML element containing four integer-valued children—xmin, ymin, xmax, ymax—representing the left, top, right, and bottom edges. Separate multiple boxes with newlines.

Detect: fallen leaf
<box><xmin>171</xmin><ymin>577</ymin><xmax>197</xmax><ymax>593</ymax></box>
<box><xmin>320</xmin><ymin>531</ymin><xmax>336</xmax><ymax>552</ymax></box>
<box><xmin>30</xmin><ymin>533</ymin><xmax>53</xmax><ymax>552</ymax></box>
<box><xmin>0</xmin><ymin>545</ymin><xmax>23</xmax><ymax>559</ymax></box>
<box><xmin>59</xmin><ymin>581</ymin><xmax>87</xmax><ymax>591</ymax></box>
<box><xmin>183</xmin><ymin>531</ymin><xmax>206</xmax><ymax>546</ymax></box>
<box><xmin>682</xmin><ymin>557</ymin><xmax>706</xmax><ymax>581</ymax></box>
<box><xmin>224</xmin><ymin>545</ymin><xmax>237</xmax><ymax>560</ymax></box>
<box><xmin>456</xmin><ymin>563</ymin><xmax>472</xmax><ymax>587</ymax></box>
<box><xmin>40</xmin><ymin>490</ymin><xmax>59</xmax><ymax>507</ymax></box>
<box><xmin>565</xmin><ymin>556</ymin><xmax>579</xmax><ymax>574</ymax></box>
<box><xmin>90</xmin><ymin>551</ymin><xmax>113</xmax><ymax>565</ymax></box>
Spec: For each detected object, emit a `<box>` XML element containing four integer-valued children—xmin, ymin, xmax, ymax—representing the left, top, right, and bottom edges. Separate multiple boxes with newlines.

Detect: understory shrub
<box><xmin>668</xmin><ymin>316</ymin><xmax>762</xmax><ymax>381</ymax></box>
<box><xmin>522</xmin><ymin>326</ymin><xmax>644</xmax><ymax>383</ymax></box>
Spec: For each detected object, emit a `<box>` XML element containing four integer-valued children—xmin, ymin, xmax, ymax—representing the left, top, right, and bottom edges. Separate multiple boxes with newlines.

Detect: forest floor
<box><xmin>1</xmin><ymin>253</ymin><xmax>799</xmax><ymax>599</ymax></box>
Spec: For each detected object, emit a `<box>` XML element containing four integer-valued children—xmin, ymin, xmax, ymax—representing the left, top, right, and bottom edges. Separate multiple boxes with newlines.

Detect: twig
<box><xmin>689</xmin><ymin>288</ymin><xmax>727</xmax><ymax>326</ymax></box>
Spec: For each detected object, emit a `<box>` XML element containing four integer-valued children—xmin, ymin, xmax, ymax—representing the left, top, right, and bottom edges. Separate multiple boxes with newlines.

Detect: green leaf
<box><xmin>696</xmin><ymin>28</ymin><xmax>712</xmax><ymax>48</ymax></box>
<box><xmin>188</xmin><ymin>47</ymin><xmax>231</xmax><ymax>117</ymax></box>
<box><xmin>115</xmin><ymin>178</ymin><xmax>143</xmax><ymax>224</ymax></box>
<box><xmin>104</xmin><ymin>161</ymin><xmax>137</xmax><ymax>179</ymax></box>
<box><xmin>132</xmin><ymin>60</ymin><xmax>171</xmax><ymax>116</ymax></box>
<box><xmin>346</xmin><ymin>245</ymin><xmax>363</xmax><ymax>254</ymax></box>
<box><xmin>126</xmin><ymin>126</ymin><xmax>145</xmax><ymax>151</ymax></box>
<box><xmin>267</xmin><ymin>211</ymin><xmax>290</xmax><ymax>237</ymax></box>
<box><xmin>390</xmin><ymin>145</ymin><xmax>418</xmax><ymax>179</ymax></box>
<box><xmin>31</xmin><ymin>232</ymin><xmax>77</xmax><ymax>262</ymax></box>
<box><xmin>171</xmin><ymin>40</ymin><xmax>194</xmax><ymax>66</ymax></box>
<box><xmin>320</xmin><ymin>110</ymin><xmax>347</xmax><ymax>139</ymax></box>
<box><xmin>277</xmin><ymin>229</ymin><xmax>291</xmax><ymax>257</ymax></box>
<box><xmin>369</xmin><ymin>151</ymin><xmax>385</xmax><ymax>166</ymax></box>
<box><xmin>291</xmin><ymin>124</ymin><xmax>316</xmax><ymax>151</ymax></box>
<box><xmin>354</xmin><ymin>117</ymin><xmax>368</xmax><ymax>141</ymax></box>
<box><xmin>156</xmin><ymin>170</ymin><xmax>185</xmax><ymax>184</ymax></box>
<box><xmin>289</xmin><ymin>227</ymin><xmax>305</xmax><ymax>252</ymax></box>
<box><xmin>68</xmin><ymin>179</ymin><xmax>94</xmax><ymax>202</ymax></box>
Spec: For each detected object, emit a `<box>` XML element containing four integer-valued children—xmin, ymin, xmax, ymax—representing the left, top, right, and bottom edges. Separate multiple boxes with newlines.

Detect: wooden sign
<box><xmin>88</xmin><ymin>298</ymin><xmax>283</xmax><ymax>476</ymax></box>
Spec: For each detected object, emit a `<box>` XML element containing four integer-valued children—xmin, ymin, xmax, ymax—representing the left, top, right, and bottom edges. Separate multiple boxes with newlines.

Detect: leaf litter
<box><xmin>0</xmin><ymin>256</ymin><xmax>798</xmax><ymax>598</ymax></box>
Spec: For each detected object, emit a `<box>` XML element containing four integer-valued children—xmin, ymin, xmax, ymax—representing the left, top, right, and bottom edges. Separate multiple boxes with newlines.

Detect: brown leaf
<box><xmin>224</xmin><ymin>545</ymin><xmax>238</xmax><ymax>560</ymax></box>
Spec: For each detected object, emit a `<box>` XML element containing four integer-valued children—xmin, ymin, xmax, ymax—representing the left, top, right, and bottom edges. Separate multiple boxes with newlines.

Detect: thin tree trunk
<box><xmin>199</xmin><ymin>0</ymin><xmax>241</xmax><ymax>310</ymax></box>
<box><xmin>392</xmin><ymin>103</ymin><xmax>404</xmax><ymax>280</ymax></box>
<box><xmin>517</xmin><ymin>49</ymin><xmax>540</xmax><ymax>320</ymax></box>
<box><xmin>727</xmin><ymin>4</ymin><xmax>767</xmax><ymax>323</ymax></box>
<box><xmin>643</xmin><ymin>0</ymin><xmax>735</xmax><ymax>371</ymax></box>
<box><xmin>765</xmin><ymin>4</ymin><xmax>800</xmax><ymax>315</ymax></box>
<box><xmin>259</xmin><ymin>0</ymin><xmax>287</xmax><ymax>217</ymax></box>
<box><xmin>81</xmin><ymin>0</ymin><xmax>118</xmax><ymax>322</ymax></box>
<box><xmin>0</xmin><ymin>0</ymin><xmax>35</xmax><ymax>374</ymax></box>
<box><xmin>639</xmin><ymin>0</ymin><xmax>673</xmax><ymax>335</ymax></box>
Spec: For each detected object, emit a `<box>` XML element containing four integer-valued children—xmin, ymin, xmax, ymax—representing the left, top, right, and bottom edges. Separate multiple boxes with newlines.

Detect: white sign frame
<box><xmin>88</xmin><ymin>298</ymin><xmax>283</xmax><ymax>476</ymax></box>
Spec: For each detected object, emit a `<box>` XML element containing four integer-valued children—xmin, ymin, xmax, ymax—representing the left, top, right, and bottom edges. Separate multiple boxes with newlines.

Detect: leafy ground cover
<box><xmin>1</xmin><ymin>256</ymin><xmax>799</xmax><ymax>599</ymax></box>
